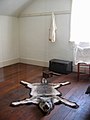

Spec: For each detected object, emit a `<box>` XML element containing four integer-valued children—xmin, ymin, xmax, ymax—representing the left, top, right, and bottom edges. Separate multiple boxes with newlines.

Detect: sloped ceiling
<box><xmin>0</xmin><ymin>0</ymin><xmax>33</xmax><ymax>16</ymax></box>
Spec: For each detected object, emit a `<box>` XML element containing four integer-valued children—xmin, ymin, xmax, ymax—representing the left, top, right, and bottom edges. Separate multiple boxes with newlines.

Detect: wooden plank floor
<box><xmin>0</xmin><ymin>63</ymin><xmax>90</xmax><ymax>120</ymax></box>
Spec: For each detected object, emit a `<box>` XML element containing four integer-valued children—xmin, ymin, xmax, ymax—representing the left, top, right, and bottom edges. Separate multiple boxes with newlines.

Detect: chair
<box><xmin>74</xmin><ymin>42</ymin><xmax>90</xmax><ymax>80</ymax></box>
<box><xmin>77</xmin><ymin>63</ymin><xmax>90</xmax><ymax>80</ymax></box>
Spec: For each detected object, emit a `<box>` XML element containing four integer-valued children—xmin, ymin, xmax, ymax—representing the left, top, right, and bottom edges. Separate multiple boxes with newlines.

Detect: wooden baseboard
<box><xmin>0</xmin><ymin>58</ymin><xmax>19</xmax><ymax>68</ymax></box>
<box><xmin>20</xmin><ymin>58</ymin><xmax>49</xmax><ymax>67</ymax></box>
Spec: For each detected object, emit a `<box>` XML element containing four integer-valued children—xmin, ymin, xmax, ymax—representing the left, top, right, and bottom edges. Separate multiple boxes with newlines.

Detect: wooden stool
<box><xmin>42</xmin><ymin>71</ymin><xmax>53</xmax><ymax>79</ymax></box>
<box><xmin>42</xmin><ymin>70</ymin><xmax>61</xmax><ymax>79</ymax></box>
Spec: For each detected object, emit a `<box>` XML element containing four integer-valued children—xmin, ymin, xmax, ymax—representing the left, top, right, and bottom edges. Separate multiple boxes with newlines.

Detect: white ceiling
<box><xmin>0</xmin><ymin>0</ymin><xmax>33</xmax><ymax>16</ymax></box>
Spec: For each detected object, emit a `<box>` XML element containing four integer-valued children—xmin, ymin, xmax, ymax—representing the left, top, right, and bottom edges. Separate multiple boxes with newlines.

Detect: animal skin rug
<box><xmin>11</xmin><ymin>78</ymin><xmax>79</xmax><ymax>114</ymax></box>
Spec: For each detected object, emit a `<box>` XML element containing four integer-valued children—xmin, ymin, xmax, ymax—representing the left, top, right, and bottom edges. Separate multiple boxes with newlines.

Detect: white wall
<box><xmin>0</xmin><ymin>16</ymin><xmax>19</xmax><ymax>67</ymax></box>
<box><xmin>0</xmin><ymin>0</ymin><xmax>73</xmax><ymax>68</ymax></box>
<box><xmin>19</xmin><ymin>0</ymin><xmax>73</xmax><ymax>66</ymax></box>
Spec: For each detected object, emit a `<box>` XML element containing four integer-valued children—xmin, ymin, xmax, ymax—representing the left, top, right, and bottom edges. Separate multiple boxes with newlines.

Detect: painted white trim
<box><xmin>0</xmin><ymin>58</ymin><xmax>19</xmax><ymax>68</ymax></box>
<box><xmin>20</xmin><ymin>10</ymin><xmax>71</xmax><ymax>17</ymax></box>
<box><xmin>20</xmin><ymin>58</ymin><xmax>49</xmax><ymax>67</ymax></box>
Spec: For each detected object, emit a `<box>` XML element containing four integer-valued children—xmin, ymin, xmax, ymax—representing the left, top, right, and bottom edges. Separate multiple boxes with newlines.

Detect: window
<box><xmin>70</xmin><ymin>0</ymin><xmax>90</xmax><ymax>45</ymax></box>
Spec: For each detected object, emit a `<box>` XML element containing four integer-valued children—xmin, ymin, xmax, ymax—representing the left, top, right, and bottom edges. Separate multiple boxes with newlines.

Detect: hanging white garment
<box><xmin>49</xmin><ymin>12</ymin><xmax>57</xmax><ymax>42</ymax></box>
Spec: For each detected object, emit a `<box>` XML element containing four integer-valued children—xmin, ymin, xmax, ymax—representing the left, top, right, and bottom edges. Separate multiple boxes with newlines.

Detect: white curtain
<box><xmin>49</xmin><ymin>12</ymin><xmax>57</xmax><ymax>42</ymax></box>
<box><xmin>70</xmin><ymin>0</ymin><xmax>90</xmax><ymax>45</ymax></box>
<box><xmin>70</xmin><ymin>0</ymin><xmax>90</xmax><ymax>64</ymax></box>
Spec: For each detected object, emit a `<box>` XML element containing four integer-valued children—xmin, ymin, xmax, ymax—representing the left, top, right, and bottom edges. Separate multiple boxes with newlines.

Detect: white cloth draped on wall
<box><xmin>49</xmin><ymin>12</ymin><xmax>57</xmax><ymax>42</ymax></box>
<box><xmin>70</xmin><ymin>0</ymin><xmax>90</xmax><ymax>64</ymax></box>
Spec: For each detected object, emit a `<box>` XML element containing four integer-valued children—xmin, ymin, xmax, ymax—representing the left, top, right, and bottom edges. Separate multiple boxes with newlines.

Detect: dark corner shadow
<box><xmin>84</xmin><ymin>114</ymin><xmax>90</xmax><ymax>120</ymax></box>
